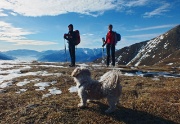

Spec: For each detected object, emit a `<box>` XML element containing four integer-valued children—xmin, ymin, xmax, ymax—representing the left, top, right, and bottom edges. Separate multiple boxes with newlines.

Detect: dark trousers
<box><xmin>106</xmin><ymin>44</ymin><xmax>115</xmax><ymax>66</ymax></box>
<box><xmin>69</xmin><ymin>44</ymin><xmax>75</xmax><ymax>65</ymax></box>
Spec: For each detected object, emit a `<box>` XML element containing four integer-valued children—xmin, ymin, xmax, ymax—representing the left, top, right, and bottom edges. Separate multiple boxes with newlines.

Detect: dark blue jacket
<box><xmin>65</xmin><ymin>31</ymin><xmax>76</xmax><ymax>45</ymax></box>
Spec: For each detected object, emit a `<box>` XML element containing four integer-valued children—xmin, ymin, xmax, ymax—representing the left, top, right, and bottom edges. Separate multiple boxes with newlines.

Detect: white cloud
<box><xmin>124</xmin><ymin>33</ymin><xmax>160</xmax><ymax>39</ymax></box>
<box><xmin>128</xmin><ymin>24</ymin><xmax>177</xmax><ymax>31</ymax></box>
<box><xmin>125</xmin><ymin>0</ymin><xmax>149</xmax><ymax>7</ymax></box>
<box><xmin>10</xmin><ymin>12</ymin><xmax>17</xmax><ymax>16</ymax></box>
<box><xmin>0</xmin><ymin>0</ymin><xmax>172</xmax><ymax>18</ymax></box>
<box><xmin>0</xmin><ymin>0</ymin><xmax>118</xmax><ymax>17</ymax></box>
<box><xmin>82</xmin><ymin>33</ymin><xmax>94</xmax><ymax>36</ymax></box>
<box><xmin>125</xmin><ymin>10</ymin><xmax>135</xmax><ymax>15</ymax></box>
<box><xmin>77</xmin><ymin>34</ymin><xmax>103</xmax><ymax>48</ymax></box>
<box><xmin>5</xmin><ymin>39</ymin><xmax>58</xmax><ymax>46</ymax></box>
<box><xmin>0</xmin><ymin>9</ymin><xmax>8</xmax><ymax>16</ymax></box>
<box><xmin>143</xmin><ymin>2</ymin><xmax>170</xmax><ymax>18</ymax></box>
<box><xmin>0</xmin><ymin>21</ymin><xmax>57</xmax><ymax>45</ymax></box>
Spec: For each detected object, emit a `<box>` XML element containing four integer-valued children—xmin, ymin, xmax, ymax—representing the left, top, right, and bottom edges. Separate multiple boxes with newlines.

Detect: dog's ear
<box><xmin>88</xmin><ymin>67</ymin><xmax>93</xmax><ymax>70</ymax></box>
<box><xmin>71</xmin><ymin>67</ymin><xmax>81</xmax><ymax>77</ymax></box>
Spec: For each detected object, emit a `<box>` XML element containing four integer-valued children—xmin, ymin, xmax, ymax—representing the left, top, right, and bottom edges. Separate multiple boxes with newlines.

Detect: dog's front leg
<box><xmin>78</xmin><ymin>91</ymin><xmax>87</xmax><ymax>108</ymax></box>
<box><xmin>106</xmin><ymin>96</ymin><xmax>116</xmax><ymax>113</ymax></box>
<box><xmin>78</xmin><ymin>98</ymin><xmax>87</xmax><ymax>108</ymax></box>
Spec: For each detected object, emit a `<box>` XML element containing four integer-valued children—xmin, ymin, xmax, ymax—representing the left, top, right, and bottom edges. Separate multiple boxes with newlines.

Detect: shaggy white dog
<box><xmin>71</xmin><ymin>67</ymin><xmax>122</xmax><ymax>113</ymax></box>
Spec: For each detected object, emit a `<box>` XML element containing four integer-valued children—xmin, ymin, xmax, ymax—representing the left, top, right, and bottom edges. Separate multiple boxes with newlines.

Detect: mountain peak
<box><xmin>125</xmin><ymin>25</ymin><xmax>180</xmax><ymax>66</ymax></box>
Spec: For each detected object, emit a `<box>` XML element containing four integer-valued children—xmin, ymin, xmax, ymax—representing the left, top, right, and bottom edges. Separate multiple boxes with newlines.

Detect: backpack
<box><xmin>114</xmin><ymin>32</ymin><xmax>121</xmax><ymax>45</ymax></box>
<box><xmin>74</xmin><ymin>30</ymin><xmax>81</xmax><ymax>45</ymax></box>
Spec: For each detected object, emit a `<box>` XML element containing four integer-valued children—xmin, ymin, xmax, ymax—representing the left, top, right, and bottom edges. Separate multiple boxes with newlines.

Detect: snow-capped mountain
<box><xmin>95</xmin><ymin>25</ymin><xmax>180</xmax><ymax>66</ymax></box>
<box><xmin>38</xmin><ymin>48</ymin><xmax>103</xmax><ymax>62</ymax></box>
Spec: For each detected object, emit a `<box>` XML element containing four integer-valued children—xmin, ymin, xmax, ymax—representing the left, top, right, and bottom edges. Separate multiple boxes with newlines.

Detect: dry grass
<box><xmin>0</xmin><ymin>62</ymin><xmax>180</xmax><ymax>124</ymax></box>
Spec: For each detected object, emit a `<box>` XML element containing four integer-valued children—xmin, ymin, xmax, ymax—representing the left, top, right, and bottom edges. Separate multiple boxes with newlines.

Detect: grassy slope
<box><xmin>0</xmin><ymin>63</ymin><xmax>180</xmax><ymax>124</ymax></box>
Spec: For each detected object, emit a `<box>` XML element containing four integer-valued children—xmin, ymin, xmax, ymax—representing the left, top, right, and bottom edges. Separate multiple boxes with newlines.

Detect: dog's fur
<box><xmin>71</xmin><ymin>67</ymin><xmax>122</xmax><ymax>113</ymax></box>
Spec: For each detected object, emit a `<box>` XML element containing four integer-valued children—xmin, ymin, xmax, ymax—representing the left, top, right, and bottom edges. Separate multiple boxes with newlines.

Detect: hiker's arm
<box><xmin>64</xmin><ymin>33</ymin><xmax>73</xmax><ymax>41</ymax></box>
<box><xmin>102</xmin><ymin>42</ymin><xmax>106</xmax><ymax>47</ymax></box>
<box><xmin>64</xmin><ymin>34</ymin><xmax>69</xmax><ymax>40</ymax></box>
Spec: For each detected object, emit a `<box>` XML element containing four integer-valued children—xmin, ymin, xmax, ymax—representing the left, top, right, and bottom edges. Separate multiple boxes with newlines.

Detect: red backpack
<box><xmin>74</xmin><ymin>30</ymin><xmax>81</xmax><ymax>45</ymax></box>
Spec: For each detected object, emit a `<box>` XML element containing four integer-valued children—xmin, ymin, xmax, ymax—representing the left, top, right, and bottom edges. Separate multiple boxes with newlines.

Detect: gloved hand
<box><xmin>64</xmin><ymin>34</ymin><xmax>68</xmax><ymax>39</ymax></box>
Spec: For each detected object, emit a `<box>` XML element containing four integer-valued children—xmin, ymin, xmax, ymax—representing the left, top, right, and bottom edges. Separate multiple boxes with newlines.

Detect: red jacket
<box><xmin>106</xmin><ymin>31</ymin><xmax>115</xmax><ymax>45</ymax></box>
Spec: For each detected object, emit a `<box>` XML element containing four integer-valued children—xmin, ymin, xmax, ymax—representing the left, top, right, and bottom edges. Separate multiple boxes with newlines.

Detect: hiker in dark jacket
<box><xmin>64</xmin><ymin>24</ymin><xmax>76</xmax><ymax>67</ymax></box>
<box><xmin>102</xmin><ymin>24</ymin><xmax>116</xmax><ymax>67</ymax></box>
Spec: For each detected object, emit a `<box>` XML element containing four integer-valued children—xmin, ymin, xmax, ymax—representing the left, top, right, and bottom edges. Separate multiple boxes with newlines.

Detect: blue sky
<box><xmin>0</xmin><ymin>0</ymin><xmax>179</xmax><ymax>51</ymax></box>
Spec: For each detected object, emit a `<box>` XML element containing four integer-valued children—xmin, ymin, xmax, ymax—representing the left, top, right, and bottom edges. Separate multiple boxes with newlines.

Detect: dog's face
<box><xmin>71</xmin><ymin>67</ymin><xmax>91</xmax><ymax>78</ymax></box>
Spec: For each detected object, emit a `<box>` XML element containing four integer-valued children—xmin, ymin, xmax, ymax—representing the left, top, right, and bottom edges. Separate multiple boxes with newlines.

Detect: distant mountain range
<box><xmin>95</xmin><ymin>25</ymin><xmax>180</xmax><ymax>66</ymax></box>
<box><xmin>38</xmin><ymin>48</ymin><xmax>103</xmax><ymax>62</ymax></box>
<box><xmin>0</xmin><ymin>48</ymin><xmax>104</xmax><ymax>62</ymax></box>
<box><xmin>0</xmin><ymin>52</ymin><xmax>14</xmax><ymax>60</ymax></box>
<box><xmin>1</xmin><ymin>25</ymin><xmax>179</xmax><ymax>66</ymax></box>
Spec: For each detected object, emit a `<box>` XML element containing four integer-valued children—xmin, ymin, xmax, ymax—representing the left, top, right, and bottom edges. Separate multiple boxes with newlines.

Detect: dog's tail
<box><xmin>99</xmin><ymin>70</ymin><xmax>122</xmax><ymax>89</ymax></box>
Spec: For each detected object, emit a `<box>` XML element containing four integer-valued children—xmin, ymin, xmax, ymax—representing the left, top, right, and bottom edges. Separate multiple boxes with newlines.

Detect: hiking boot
<box><xmin>69</xmin><ymin>64</ymin><xmax>75</xmax><ymax>67</ymax></box>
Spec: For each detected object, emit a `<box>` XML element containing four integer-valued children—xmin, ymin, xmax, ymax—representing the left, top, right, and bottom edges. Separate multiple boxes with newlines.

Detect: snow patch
<box><xmin>42</xmin><ymin>94</ymin><xmax>51</xmax><ymax>99</ymax></box>
<box><xmin>16</xmin><ymin>89</ymin><xmax>27</xmax><ymax>94</ymax></box>
<box><xmin>164</xmin><ymin>43</ymin><xmax>168</xmax><ymax>49</ymax></box>
<box><xmin>34</xmin><ymin>82</ymin><xmax>50</xmax><ymax>90</ymax></box>
<box><xmin>167</xmin><ymin>63</ymin><xmax>173</xmax><ymax>65</ymax></box>
<box><xmin>69</xmin><ymin>86</ymin><xmax>78</xmax><ymax>93</ymax></box>
<box><xmin>42</xmin><ymin>88</ymin><xmax>62</xmax><ymax>99</ymax></box>
<box><xmin>48</xmin><ymin>87</ymin><xmax>62</xmax><ymax>95</ymax></box>
<box><xmin>84</xmin><ymin>50</ymin><xmax>88</xmax><ymax>54</ymax></box>
<box><xmin>0</xmin><ymin>81</ymin><xmax>13</xmax><ymax>88</ymax></box>
<box><xmin>160</xmin><ymin>35</ymin><xmax>164</xmax><ymax>40</ymax></box>
<box><xmin>16</xmin><ymin>79</ymin><xmax>30</xmax><ymax>86</ymax></box>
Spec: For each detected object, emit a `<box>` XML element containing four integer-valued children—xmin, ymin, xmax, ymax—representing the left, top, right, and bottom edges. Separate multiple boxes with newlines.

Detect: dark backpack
<box><xmin>74</xmin><ymin>30</ymin><xmax>81</xmax><ymax>45</ymax></box>
<box><xmin>114</xmin><ymin>32</ymin><xmax>121</xmax><ymax>45</ymax></box>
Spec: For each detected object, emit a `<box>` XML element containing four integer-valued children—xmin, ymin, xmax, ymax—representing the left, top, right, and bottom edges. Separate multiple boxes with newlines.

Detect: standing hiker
<box><xmin>102</xmin><ymin>24</ymin><xmax>116</xmax><ymax>67</ymax></box>
<box><xmin>64</xmin><ymin>24</ymin><xmax>76</xmax><ymax>67</ymax></box>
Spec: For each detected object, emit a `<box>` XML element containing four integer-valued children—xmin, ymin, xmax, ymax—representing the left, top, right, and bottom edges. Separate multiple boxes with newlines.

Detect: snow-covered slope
<box><xmin>126</xmin><ymin>25</ymin><xmax>180</xmax><ymax>66</ymax></box>
<box><xmin>127</xmin><ymin>34</ymin><xmax>168</xmax><ymax>66</ymax></box>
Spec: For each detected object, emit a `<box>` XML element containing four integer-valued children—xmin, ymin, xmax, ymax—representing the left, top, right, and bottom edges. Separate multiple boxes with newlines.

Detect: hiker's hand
<box><xmin>102</xmin><ymin>37</ymin><xmax>105</xmax><ymax>42</ymax></box>
<box><xmin>64</xmin><ymin>34</ymin><xmax>68</xmax><ymax>39</ymax></box>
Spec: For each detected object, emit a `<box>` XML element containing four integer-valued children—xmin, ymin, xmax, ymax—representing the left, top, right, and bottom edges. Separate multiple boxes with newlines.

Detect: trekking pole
<box><xmin>64</xmin><ymin>38</ymin><xmax>67</xmax><ymax>62</ymax></box>
<box><xmin>101</xmin><ymin>47</ymin><xmax>104</xmax><ymax>64</ymax></box>
<box><xmin>101</xmin><ymin>37</ymin><xmax>105</xmax><ymax>64</ymax></box>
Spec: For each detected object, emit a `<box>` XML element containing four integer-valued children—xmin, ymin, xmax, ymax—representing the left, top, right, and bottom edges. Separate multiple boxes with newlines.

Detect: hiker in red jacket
<box><xmin>102</xmin><ymin>24</ymin><xmax>116</xmax><ymax>67</ymax></box>
<box><xmin>64</xmin><ymin>24</ymin><xmax>76</xmax><ymax>67</ymax></box>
